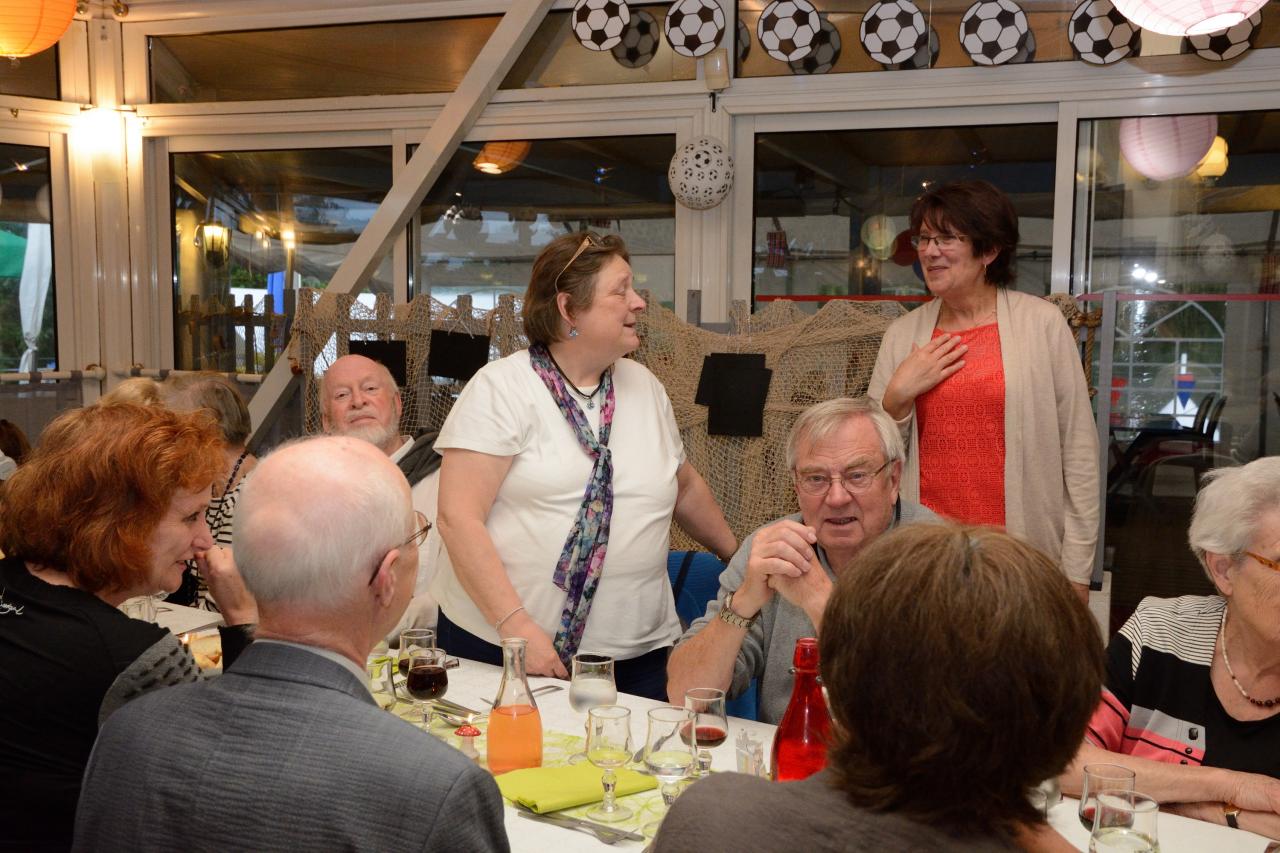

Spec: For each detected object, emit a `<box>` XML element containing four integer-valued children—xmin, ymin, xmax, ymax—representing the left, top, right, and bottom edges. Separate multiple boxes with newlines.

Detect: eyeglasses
<box><xmin>910</xmin><ymin>233</ymin><xmax>967</xmax><ymax>250</ymax></box>
<box><xmin>553</xmin><ymin>234</ymin><xmax>601</xmax><ymax>292</ymax></box>
<box><xmin>1243</xmin><ymin>551</ymin><xmax>1280</xmax><ymax>574</ymax></box>
<box><xmin>368</xmin><ymin>510</ymin><xmax>431</xmax><ymax>586</ymax></box>
<box><xmin>794</xmin><ymin>459</ymin><xmax>892</xmax><ymax>496</ymax></box>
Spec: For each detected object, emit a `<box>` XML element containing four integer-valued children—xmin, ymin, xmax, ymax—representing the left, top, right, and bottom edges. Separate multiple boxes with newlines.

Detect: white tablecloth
<box><xmin>428</xmin><ymin>658</ymin><xmax>1273</xmax><ymax>852</ymax></box>
<box><xmin>154</xmin><ymin>602</ymin><xmax>223</xmax><ymax>635</ymax></box>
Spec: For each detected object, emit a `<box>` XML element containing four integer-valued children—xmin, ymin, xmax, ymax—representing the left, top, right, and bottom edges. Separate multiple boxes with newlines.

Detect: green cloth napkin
<box><xmin>495</xmin><ymin>763</ymin><xmax>656</xmax><ymax>813</ymax></box>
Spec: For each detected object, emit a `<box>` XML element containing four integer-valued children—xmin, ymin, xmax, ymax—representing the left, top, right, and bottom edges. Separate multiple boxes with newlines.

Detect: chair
<box><xmin>666</xmin><ymin>550</ymin><xmax>760</xmax><ymax>721</ymax></box>
<box><xmin>1131</xmin><ymin>395</ymin><xmax>1227</xmax><ymax>467</ymax></box>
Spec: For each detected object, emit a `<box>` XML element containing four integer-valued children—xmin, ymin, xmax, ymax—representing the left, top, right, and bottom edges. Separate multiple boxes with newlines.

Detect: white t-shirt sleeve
<box><xmin>435</xmin><ymin>360</ymin><xmax>532</xmax><ymax>458</ymax></box>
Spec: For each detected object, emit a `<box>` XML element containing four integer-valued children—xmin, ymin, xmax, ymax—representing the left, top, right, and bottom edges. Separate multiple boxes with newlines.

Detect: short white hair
<box><xmin>786</xmin><ymin>397</ymin><xmax>905</xmax><ymax>471</ymax></box>
<box><xmin>234</xmin><ymin>436</ymin><xmax>410</xmax><ymax>609</ymax></box>
<box><xmin>1188</xmin><ymin>456</ymin><xmax>1280</xmax><ymax>579</ymax></box>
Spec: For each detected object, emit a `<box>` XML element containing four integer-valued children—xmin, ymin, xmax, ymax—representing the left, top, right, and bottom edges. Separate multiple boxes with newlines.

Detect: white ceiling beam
<box><xmin>247</xmin><ymin>0</ymin><xmax>557</xmax><ymax>441</ymax></box>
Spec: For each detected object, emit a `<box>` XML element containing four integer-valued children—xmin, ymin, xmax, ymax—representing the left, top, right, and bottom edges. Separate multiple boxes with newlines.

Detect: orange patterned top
<box><xmin>916</xmin><ymin>322</ymin><xmax>1006</xmax><ymax>528</ymax></box>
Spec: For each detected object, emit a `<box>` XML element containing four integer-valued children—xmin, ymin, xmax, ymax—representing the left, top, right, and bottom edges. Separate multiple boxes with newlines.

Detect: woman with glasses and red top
<box><xmin>1064</xmin><ymin>457</ymin><xmax>1280</xmax><ymax>841</ymax></box>
<box><xmin>430</xmin><ymin>231</ymin><xmax>735</xmax><ymax>700</ymax></box>
<box><xmin>869</xmin><ymin>179</ymin><xmax>1098</xmax><ymax>601</ymax></box>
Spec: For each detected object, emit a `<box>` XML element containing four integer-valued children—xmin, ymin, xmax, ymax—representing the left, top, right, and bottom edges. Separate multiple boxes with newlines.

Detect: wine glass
<box><xmin>397</xmin><ymin>628</ymin><xmax>436</xmax><ymax>678</ymax></box>
<box><xmin>683</xmin><ymin>687</ymin><xmax>728</xmax><ymax>776</ymax></box>
<box><xmin>1088</xmin><ymin>791</ymin><xmax>1159</xmax><ymax>852</ymax></box>
<box><xmin>1078</xmin><ymin>764</ymin><xmax>1136</xmax><ymax>830</ymax></box>
<box><xmin>403</xmin><ymin>646</ymin><xmax>448</xmax><ymax>723</ymax></box>
<box><xmin>642</xmin><ymin>706</ymin><xmax>697</xmax><ymax>836</ymax></box>
<box><xmin>568</xmin><ymin>653</ymin><xmax>617</xmax><ymax>764</ymax></box>
<box><xmin>585</xmin><ymin>705</ymin><xmax>633</xmax><ymax>822</ymax></box>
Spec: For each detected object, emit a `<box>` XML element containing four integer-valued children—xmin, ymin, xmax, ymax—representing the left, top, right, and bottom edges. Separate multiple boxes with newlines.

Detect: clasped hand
<box><xmin>738</xmin><ymin>520</ymin><xmax>832</xmax><ymax>622</ymax></box>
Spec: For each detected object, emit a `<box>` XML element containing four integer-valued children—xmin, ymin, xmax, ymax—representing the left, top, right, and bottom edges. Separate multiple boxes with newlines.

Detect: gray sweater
<box><xmin>677</xmin><ymin>503</ymin><xmax>938</xmax><ymax>724</ymax></box>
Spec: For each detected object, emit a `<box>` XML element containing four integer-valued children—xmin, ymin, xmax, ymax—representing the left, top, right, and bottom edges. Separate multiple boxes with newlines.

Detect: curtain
<box><xmin>18</xmin><ymin>223</ymin><xmax>52</xmax><ymax>374</ymax></box>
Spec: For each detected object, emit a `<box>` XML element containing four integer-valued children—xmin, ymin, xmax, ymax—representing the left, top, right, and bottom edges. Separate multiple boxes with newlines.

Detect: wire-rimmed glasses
<box><xmin>793</xmin><ymin>459</ymin><xmax>892</xmax><ymax>496</ymax></box>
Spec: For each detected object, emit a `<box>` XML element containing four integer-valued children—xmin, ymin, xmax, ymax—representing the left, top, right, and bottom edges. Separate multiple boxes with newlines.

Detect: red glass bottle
<box><xmin>770</xmin><ymin>637</ymin><xmax>830</xmax><ymax>782</ymax></box>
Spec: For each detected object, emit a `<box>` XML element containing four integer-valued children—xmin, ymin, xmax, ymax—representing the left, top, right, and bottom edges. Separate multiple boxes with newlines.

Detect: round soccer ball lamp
<box><xmin>573</xmin><ymin>0</ymin><xmax>630</xmax><ymax>51</ymax></box>
<box><xmin>1119</xmin><ymin>114</ymin><xmax>1219</xmax><ymax>182</ymax></box>
<box><xmin>668</xmin><ymin>136</ymin><xmax>734</xmax><ymax>211</ymax></box>
<box><xmin>1111</xmin><ymin>0</ymin><xmax>1269</xmax><ymax>36</ymax></box>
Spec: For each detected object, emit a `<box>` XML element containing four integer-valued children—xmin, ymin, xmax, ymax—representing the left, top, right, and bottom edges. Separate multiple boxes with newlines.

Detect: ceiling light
<box><xmin>473</xmin><ymin>141</ymin><xmax>531</xmax><ymax>176</ymax></box>
<box><xmin>1111</xmin><ymin>0</ymin><xmax>1268</xmax><ymax>36</ymax></box>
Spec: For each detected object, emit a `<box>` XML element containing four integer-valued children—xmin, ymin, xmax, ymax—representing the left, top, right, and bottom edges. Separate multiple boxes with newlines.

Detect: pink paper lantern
<box><xmin>1111</xmin><ymin>0</ymin><xmax>1270</xmax><ymax>36</ymax></box>
<box><xmin>1119</xmin><ymin>114</ymin><xmax>1219</xmax><ymax>182</ymax></box>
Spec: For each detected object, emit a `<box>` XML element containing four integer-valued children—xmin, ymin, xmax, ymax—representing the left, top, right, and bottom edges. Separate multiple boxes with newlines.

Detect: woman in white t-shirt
<box><xmin>432</xmin><ymin>232</ymin><xmax>735</xmax><ymax>699</ymax></box>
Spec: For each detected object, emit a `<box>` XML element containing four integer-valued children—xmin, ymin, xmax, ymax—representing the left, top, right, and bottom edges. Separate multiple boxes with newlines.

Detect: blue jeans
<box><xmin>437</xmin><ymin>609</ymin><xmax>671</xmax><ymax>701</ymax></box>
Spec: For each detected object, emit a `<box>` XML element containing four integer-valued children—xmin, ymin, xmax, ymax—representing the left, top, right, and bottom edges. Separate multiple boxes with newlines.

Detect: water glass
<box><xmin>1088</xmin><ymin>791</ymin><xmax>1159</xmax><ymax>852</ymax></box>
<box><xmin>585</xmin><ymin>705</ymin><xmax>633</xmax><ymax>823</ymax></box>
<box><xmin>642</xmin><ymin>706</ymin><xmax>697</xmax><ymax>836</ymax></box>
<box><xmin>568</xmin><ymin>653</ymin><xmax>616</xmax><ymax>764</ymax></box>
<box><xmin>1079</xmin><ymin>763</ymin><xmax>1137</xmax><ymax>830</ymax></box>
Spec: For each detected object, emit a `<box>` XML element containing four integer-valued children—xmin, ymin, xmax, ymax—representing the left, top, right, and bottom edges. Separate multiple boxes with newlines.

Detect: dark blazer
<box><xmin>73</xmin><ymin>641</ymin><xmax>509</xmax><ymax>853</ymax></box>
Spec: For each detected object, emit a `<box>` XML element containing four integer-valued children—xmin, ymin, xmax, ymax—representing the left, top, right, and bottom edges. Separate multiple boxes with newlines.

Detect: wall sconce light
<box><xmin>473</xmin><ymin>141</ymin><xmax>532</xmax><ymax>175</ymax></box>
<box><xmin>198</xmin><ymin>221</ymin><xmax>229</xmax><ymax>267</ymax></box>
<box><xmin>704</xmin><ymin>48</ymin><xmax>730</xmax><ymax>112</ymax></box>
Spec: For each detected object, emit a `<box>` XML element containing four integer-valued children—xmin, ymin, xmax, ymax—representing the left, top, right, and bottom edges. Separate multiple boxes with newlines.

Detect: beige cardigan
<box><xmin>868</xmin><ymin>288</ymin><xmax>1100</xmax><ymax>585</ymax></box>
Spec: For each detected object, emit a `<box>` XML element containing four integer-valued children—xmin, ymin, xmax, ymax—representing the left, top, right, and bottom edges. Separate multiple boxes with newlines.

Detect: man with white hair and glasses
<box><xmin>73</xmin><ymin>437</ymin><xmax>508</xmax><ymax>852</ymax></box>
<box><xmin>667</xmin><ymin>397</ymin><xmax>938</xmax><ymax>724</ymax></box>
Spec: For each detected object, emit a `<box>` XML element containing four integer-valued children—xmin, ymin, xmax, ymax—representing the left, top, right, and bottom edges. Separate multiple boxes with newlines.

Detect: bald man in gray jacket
<box><xmin>73</xmin><ymin>437</ymin><xmax>508</xmax><ymax>853</ymax></box>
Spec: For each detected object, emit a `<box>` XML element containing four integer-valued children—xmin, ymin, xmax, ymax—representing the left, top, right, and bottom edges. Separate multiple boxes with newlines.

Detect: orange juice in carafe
<box><xmin>486</xmin><ymin>638</ymin><xmax>544</xmax><ymax>774</ymax></box>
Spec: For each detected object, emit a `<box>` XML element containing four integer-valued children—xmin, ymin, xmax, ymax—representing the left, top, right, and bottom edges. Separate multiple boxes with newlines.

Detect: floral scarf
<box><xmin>528</xmin><ymin>344</ymin><xmax>616</xmax><ymax>667</ymax></box>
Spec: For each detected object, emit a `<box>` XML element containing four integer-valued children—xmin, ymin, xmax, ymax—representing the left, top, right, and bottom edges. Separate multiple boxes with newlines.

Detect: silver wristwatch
<box><xmin>718</xmin><ymin>590</ymin><xmax>759</xmax><ymax>629</ymax></box>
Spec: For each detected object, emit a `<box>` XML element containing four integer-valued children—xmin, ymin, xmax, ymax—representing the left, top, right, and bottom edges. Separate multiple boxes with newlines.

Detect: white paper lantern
<box><xmin>668</xmin><ymin>136</ymin><xmax>734</xmax><ymax>210</ymax></box>
<box><xmin>1119</xmin><ymin>114</ymin><xmax>1219</xmax><ymax>182</ymax></box>
<box><xmin>1111</xmin><ymin>0</ymin><xmax>1269</xmax><ymax>35</ymax></box>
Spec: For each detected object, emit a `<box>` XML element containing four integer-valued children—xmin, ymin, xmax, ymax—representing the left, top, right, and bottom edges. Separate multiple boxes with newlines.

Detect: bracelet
<box><xmin>494</xmin><ymin>605</ymin><xmax>525</xmax><ymax>633</ymax></box>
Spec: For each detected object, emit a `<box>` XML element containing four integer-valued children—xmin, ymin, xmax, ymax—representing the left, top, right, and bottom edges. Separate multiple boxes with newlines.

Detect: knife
<box><xmin>514</xmin><ymin>806</ymin><xmax>645</xmax><ymax>842</ymax></box>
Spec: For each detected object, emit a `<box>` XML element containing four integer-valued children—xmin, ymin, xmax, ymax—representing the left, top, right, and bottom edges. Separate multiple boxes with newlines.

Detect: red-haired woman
<box><xmin>0</xmin><ymin>403</ymin><xmax>257</xmax><ymax>852</ymax></box>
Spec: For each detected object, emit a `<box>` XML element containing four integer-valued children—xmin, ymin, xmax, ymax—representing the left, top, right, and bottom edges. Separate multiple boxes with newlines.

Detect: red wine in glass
<box><xmin>406</xmin><ymin>663</ymin><xmax>448</xmax><ymax>701</ymax></box>
<box><xmin>398</xmin><ymin>658</ymin><xmax>410</xmax><ymax>678</ymax></box>
<box><xmin>1078</xmin><ymin>801</ymin><xmax>1096</xmax><ymax>831</ymax></box>
<box><xmin>680</xmin><ymin>722</ymin><xmax>728</xmax><ymax>749</ymax></box>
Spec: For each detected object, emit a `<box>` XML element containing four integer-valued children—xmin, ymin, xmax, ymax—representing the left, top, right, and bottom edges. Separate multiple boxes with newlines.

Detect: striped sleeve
<box><xmin>1086</xmin><ymin>628</ymin><xmax>1136</xmax><ymax>750</ymax></box>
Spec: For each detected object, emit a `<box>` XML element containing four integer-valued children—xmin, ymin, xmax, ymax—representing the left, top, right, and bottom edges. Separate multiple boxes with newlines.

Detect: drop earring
<box><xmin>568</xmin><ymin>326</ymin><xmax>579</xmax><ymax>338</ymax></box>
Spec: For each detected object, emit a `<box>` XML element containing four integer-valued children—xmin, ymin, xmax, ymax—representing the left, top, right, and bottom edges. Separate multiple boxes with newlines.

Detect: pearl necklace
<box><xmin>1219</xmin><ymin>606</ymin><xmax>1280</xmax><ymax>709</ymax></box>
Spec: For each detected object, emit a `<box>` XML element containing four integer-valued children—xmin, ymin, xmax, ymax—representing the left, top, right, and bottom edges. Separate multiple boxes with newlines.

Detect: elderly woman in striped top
<box><xmin>1067</xmin><ymin>457</ymin><xmax>1280</xmax><ymax>840</ymax></box>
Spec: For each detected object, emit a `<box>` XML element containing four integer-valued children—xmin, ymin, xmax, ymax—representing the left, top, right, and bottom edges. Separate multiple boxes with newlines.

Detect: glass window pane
<box><xmin>501</xmin><ymin>6</ymin><xmax>695</xmax><ymax>89</ymax></box>
<box><xmin>736</xmin><ymin>2</ymin><xmax>1280</xmax><ymax>79</ymax></box>
<box><xmin>0</xmin><ymin>45</ymin><xmax>59</xmax><ymax>100</ymax></box>
<box><xmin>0</xmin><ymin>142</ymin><xmax>57</xmax><ymax>371</ymax></box>
<box><xmin>171</xmin><ymin>147</ymin><xmax>394</xmax><ymax>371</ymax></box>
<box><xmin>753</xmin><ymin>122</ymin><xmax>1056</xmax><ymax>310</ymax></box>
<box><xmin>150</xmin><ymin>18</ymin><xmax>499</xmax><ymax>102</ymax></box>
<box><xmin>415</xmin><ymin>135</ymin><xmax>676</xmax><ymax>310</ymax></box>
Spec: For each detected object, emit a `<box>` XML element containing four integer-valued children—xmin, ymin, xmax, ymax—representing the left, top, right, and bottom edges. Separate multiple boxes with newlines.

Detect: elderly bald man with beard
<box><xmin>73</xmin><ymin>436</ymin><xmax>508</xmax><ymax>853</ymax></box>
<box><xmin>320</xmin><ymin>354</ymin><xmax>443</xmax><ymax>636</ymax></box>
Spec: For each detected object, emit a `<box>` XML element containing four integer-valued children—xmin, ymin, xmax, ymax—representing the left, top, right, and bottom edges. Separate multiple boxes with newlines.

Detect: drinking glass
<box><xmin>585</xmin><ymin>705</ymin><xmax>633</xmax><ymax>822</ymax></box>
<box><xmin>119</xmin><ymin>595</ymin><xmax>157</xmax><ymax>622</ymax></box>
<box><xmin>1079</xmin><ymin>764</ymin><xmax>1137</xmax><ymax>830</ymax></box>
<box><xmin>403</xmin><ymin>647</ymin><xmax>448</xmax><ymax>723</ymax></box>
<box><xmin>568</xmin><ymin>653</ymin><xmax>617</xmax><ymax>764</ymax></box>
<box><xmin>642</xmin><ymin>706</ymin><xmax>697</xmax><ymax>836</ymax></box>
<box><xmin>1088</xmin><ymin>791</ymin><xmax>1159</xmax><ymax>852</ymax></box>
<box><xmin>683</xmin><ymin>687</ymin><xmax>728</xmax><ymax>776</ymax></box>
<box><xmin>397</xmin><ymin>628</ymin><xmax>436</xmax><ymax>679</ymax></box>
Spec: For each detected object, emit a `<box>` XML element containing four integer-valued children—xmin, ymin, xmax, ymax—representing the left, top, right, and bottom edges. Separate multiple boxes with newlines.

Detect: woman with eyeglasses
<box><xmin>0</xmin><ymin>402</ymin><xmax>257</xmax><ymax>852</ymax></box>
<box><xmin>869</xmin><ymin>179</ymin><xmax>1098</xmax><ymax>602</ymax></box>
<box><xmin>1064</xmin><ymin>457</ymin><xmax>1280</xmax><ymax>840</ymax></box>
<box><xmin>431</xmin><ymin>231</ymin><xmax>735</xmax><ymax>698</ymax></box>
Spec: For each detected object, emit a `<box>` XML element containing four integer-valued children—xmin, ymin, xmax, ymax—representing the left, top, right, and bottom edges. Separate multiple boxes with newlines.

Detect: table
<box><xmin>392</xmin><ymin>657</ymin><xmax>1272</xmax><ymax>852</ymax></box>
<box><xmin>154</xmin><ymin>602</ymin><xmax>223</xmax><ymax>635</ymax></box>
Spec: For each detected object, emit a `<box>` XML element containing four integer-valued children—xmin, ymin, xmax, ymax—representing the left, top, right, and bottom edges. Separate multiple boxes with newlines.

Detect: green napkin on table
<box><xmin>495</xmin><ymin>764</ymin><xmax>656</xmax><ymax>813</ymax></box>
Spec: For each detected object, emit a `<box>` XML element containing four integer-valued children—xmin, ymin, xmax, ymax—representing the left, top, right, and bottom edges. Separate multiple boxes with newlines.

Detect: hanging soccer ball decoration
<box><xmin>1181</xmin><ymin>11</ymin><xmax>1260</xmax><ymax>61</ymax></box>
<box><xmin>668</xmin><ymin>136</ymin><xmax>734</xmax><ymax>211</ymax></box>
<box><xmin>573</xmin><ymin>0</ymin><xmax>630</xmax><ymax>51</ymax></box>
<box><xmin>860</xmin><ymin>1</ymin><xmax>929</xmax><ymax>67</ymax></box>
<box><xmin>959</xmin><ymin>0</ymin><xmax>1030</xmax><ymax>66</ymax></box>
<box><xmin>1068</xmin><ymin>0</ymin><xmax>1141</xmax><ymax>65</ymax></box>
<box><xmin>613</xmin><ymin>10</ymin><xmax>661</xmax><ymax>67</ymax></box>
<box><xmin>887</xmin><ymin>25</ymin><xmax>938</xmax><ymax>69</ymax></box>
<box><xmin>788</xmin><ymin>15</ymin><xmax>841</xmax><ymax>74</ymax></box>
<box><xmin>664</xmin><ymin>0</ymin><xmax>726</xmax><ymax>58</ymax></box>
<box><xmin>758</xmin><ymin>0</ymin><xmax>821</xmax><ymax>63</ymax></box>
<box><xmin>1011</xmin><ymin>26</ymin><xmax>1037</xmax><ymax>63</ymax></box>
<box><xmin>737</xmin><ymin>17</ymin><xmax>752</xmax><ymax>63</ymax></box>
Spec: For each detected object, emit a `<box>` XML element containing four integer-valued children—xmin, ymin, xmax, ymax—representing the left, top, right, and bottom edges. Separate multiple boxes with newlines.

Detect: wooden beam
<box><xmin>248</xmin><ymin>0</ymin><xmax>557</xmax><ymax>441</ymax></box>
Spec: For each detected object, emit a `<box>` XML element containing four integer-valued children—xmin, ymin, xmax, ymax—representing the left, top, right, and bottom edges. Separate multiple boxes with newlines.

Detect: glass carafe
<box><xmin>486</xmin><ymin>638</ymin><xmax>544</xmax><ymax>774</ymax></box>
<box><xmin>770</xmin><ymin>637</ymin><xmax>831</xmax><ymax>781</ymax></box>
